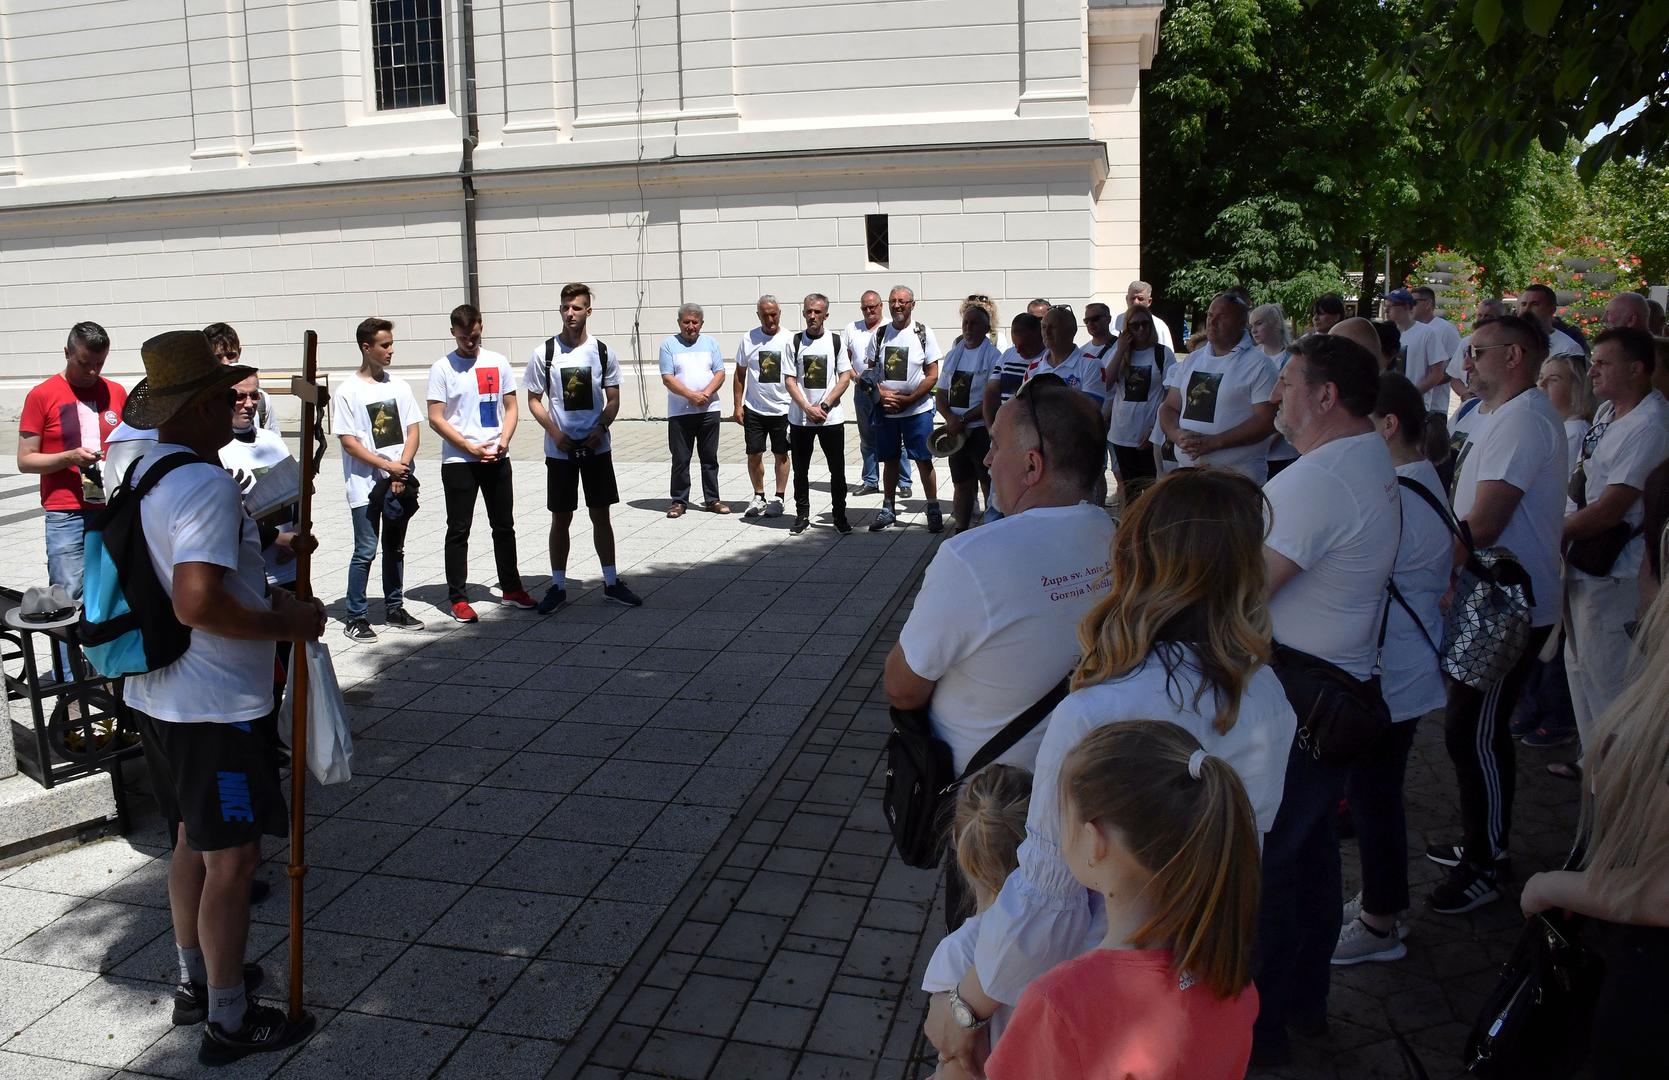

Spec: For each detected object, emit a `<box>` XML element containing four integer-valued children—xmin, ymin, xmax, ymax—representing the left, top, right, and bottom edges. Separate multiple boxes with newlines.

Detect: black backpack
<box><xmin>79</xmin><ymin>453</ymin><xmax>200</xmax><ymax>677</ymax></box>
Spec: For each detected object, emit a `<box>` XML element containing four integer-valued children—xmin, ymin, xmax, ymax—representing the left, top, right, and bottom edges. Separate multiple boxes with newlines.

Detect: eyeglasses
<box><xmin>1463</xmin><ymin>343</ymin><xmax>1516</xmax><ymax>362</ymax></box>
<box><xmin>232</xmin><ymin>390</ymin><xmax>261</xmax><ymax>403</ymax></box>
<box><xmin>1051</xmin><ymin>304</ymin><xmax>1074</xmax><ymax>313</ymax></box>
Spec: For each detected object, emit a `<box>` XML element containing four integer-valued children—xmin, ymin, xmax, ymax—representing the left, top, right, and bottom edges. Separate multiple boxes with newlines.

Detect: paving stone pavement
<box><xmin>2</xmin><ymin>418</ymin><xmax>1586</xmax><ymax>1079</ymax></box>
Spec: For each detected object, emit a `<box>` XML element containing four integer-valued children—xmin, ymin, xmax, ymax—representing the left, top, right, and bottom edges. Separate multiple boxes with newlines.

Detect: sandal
<box><xmin>666</xmin><ymin>502</ymin><xmax>686</xmax><ymax>518</ymax></box>
<box><xmin>1546</xmin><ymin>762</ymin><xmax>1582</xmax><ymax>782</ymax></box>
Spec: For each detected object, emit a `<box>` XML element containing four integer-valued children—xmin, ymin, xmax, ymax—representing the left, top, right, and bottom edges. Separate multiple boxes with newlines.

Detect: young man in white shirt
<box><xmin>1560</xmin><ymin>327</ymin><xmax>1669</xmax><ymax>771</ymax></box>
<box><xmin>427</xmin><ymin>304</ymin><xmax>537</xmax><ymax>623</ymax></box>
<box><xmin>1385</xmin><ymin>288</ymin><xmax>1452</xmax><ymax>413</ymax></box>
<box><xmin>935</xmin><ymin>304</ymin><xmax>1001</xmax><ymax>532</ymax></box>
<box><xmin>204</xmin><ymin>323</ymin><xmax>279</xmax><ymax>436</ymax></box>
<box><xmin>1411</xmin><ymin>286</ymin><xmax>1462</xmax><ymax>367</ymax></box>
<box><xmin>658</xmin><ymin>302</ymin><xmax>729</xmax><ymax>517</ymax></box>
<box><xmin>732</xmin><ymin>295</ymin><xmax>794</xmax><ymax>518</ymax></box>
<box><xmin>525</xmin><ymin>282</ymin><xmax>641</xmax><ymax>614</ymax></box>
<box><xmin>1429</xmin><ymin>315</ymin><xmax>1566</xmax><ymax>914</ymax></box>
<box><xmin>1254</xmin><ymin>334</ymin><xmax>1398</xmax><ymax>1065</ymax></box>
<box><xmin>333</xmin><ymin>317</ymin><xmax>423</xmax><ymax>641</ymax></box>
<box><xmin>1157</xmin><ymin>292</ymin><xmax>1278</xmax><ymax>482</ymax></box>
<box><xmin>122</xmin><ymin>330</ymin><xmax>325</xmax><ymax>1064</ymax></box>
<box><xmin>847</xmin><ymin>290</ymin><xmax>912</xmax><ymax>498</ymax></box>
<box><xmin>784</xmin><ymin>293</ymin><xmax>853</xmax><ymax>535</ymax></box>
<box><xmin>867</xmin><ymin>285</ymin><xmax>944</xmax><ymax>532</ymax></box>
<box><xmin>1518</xmin><ymin>283</ymin><xmax>1587</xmax><ymax>360</ymax></box>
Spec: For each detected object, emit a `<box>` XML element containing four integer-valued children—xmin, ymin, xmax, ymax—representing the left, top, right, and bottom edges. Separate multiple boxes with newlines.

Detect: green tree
<box><xmin>1587</xmin><ymin>157</ymin><xmax>1669</xmax><ymax>282</ymax></box>
<box><xmin>1378</xmin><ymin>0</ymin><xmax>1669</xmax><ymax>179</ymax></box>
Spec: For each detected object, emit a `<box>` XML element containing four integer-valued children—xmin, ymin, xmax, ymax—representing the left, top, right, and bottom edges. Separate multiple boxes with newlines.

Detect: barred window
<box><xmin>371</xmin><ymin>0</ymin><xmax>447</xmax><ymax>110</ymax></box>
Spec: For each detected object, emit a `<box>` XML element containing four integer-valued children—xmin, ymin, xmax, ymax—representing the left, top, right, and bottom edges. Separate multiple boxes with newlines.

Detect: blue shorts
<box><xmin>873</xmin><ymin>409</ymin><xmax>934</xmax><ymax>463</ymax></box>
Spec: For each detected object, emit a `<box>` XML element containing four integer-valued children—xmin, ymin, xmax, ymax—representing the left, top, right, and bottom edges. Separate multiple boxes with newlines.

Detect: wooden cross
<box><xmin>285</xmin><ymin>330</ymin><xmax>326</xmax><ymax>1024</ymax></box>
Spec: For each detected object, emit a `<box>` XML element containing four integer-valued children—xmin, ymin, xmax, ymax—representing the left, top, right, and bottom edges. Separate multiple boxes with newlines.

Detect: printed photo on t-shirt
<box><xmin>1124</xmin><ymin>364</ymin><xmax>1152</xmax><ymax>403</ymax></box>
<box><xmin>367</xmin><ymin>400</ymin><xmax>402</xmax><ymax>449</ymax></box>
<box><xmin>561</xmin><ymin>366</ymin><xmax>595</xmax><ymax>412</ymax></box>
<box><xmin>476</xmin><ymin>366</ymin><xmax>501</xmax><ymax>427</ymax></box>
<box><xmin>949</xmin><ymin>370</ymin><xmax>974</xmax><ymax>409</ymax></box>
<box><xmin>883</xmin><ymin>345</ymin><xmax>909</xmax><ymax>382</ymax></box>
<box><xmin>1183</xmin><ymin>370</ymin><xmax>1223</xmax><ymax>423</ymax></box>
<box><xmin>802</xmin><ymin>353</ymin><xmax>827</xmax><ymax>389</ymax></box>
<box><xmin>759</xmin><ymin>351</ymin><xmax>782</xmax><ymax>384</ymax></box>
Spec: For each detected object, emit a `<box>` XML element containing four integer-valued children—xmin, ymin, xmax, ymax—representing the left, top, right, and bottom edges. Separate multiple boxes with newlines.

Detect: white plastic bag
<box><xmin>278</xmin><ymin>640</ymin><xmax>353</xmax><ymax>785</ymax></box>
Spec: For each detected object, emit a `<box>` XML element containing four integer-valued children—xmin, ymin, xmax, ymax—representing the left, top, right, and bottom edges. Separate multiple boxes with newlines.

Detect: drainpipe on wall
<box><xmin>458</xmin><ymin>0</ymin><xmax>481</xmax><ymax>309</ymax></box>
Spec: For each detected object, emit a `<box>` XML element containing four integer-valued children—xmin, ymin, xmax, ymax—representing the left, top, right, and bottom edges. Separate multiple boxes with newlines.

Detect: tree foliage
<box><xmin>1377</xmin><ymin>0</ymin><xmax>1669</xmax><ymax>179</ymax></box>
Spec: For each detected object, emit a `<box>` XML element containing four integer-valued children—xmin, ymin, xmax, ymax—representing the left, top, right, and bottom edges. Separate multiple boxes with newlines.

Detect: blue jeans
<box><xmin>45</xmin><ymin>509</ymin><xmax>94</xmax><ymax>600</ymax></box>
<box><xmin>1254</xmin><ymin>739</ymin><xmax>1346</xmax><ymax>1054</ymax></box>
<box><xmin>853</xmin><ymin>392</ymin><xmax>911</xmax><ymax>489</ymax></box>
<box><xmin>345</xmin><ymin>503</ymin><xmax>409</xmax><ymax>619</ymax></box>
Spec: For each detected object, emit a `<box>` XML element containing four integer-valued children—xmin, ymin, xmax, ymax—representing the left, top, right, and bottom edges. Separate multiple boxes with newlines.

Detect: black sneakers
<box><xmin>1425</xmin><ymin>843</ymin><xmax>1513</xmax><ymax>880</ymax></box>
<box><xmin>342</xmin><ymin>618</ymin><xmax>376</xmax><ymax>642</ymax></box>
<box><xmin>173</xmin><ymin>963</ymin><xmax>266</xmax><ymax>1025</ymax></box>
<box><xmin>925</xmin><ymin>504</ymin><xmax>944</xmax><ymax>534</ymax></box>
<box><xmin>832</xmin><ymin>511</ymin><xmax>852</xmax><ymax>534</ymax></box>
<box><xmin>537</xmin><ymin>586</ymin><xmax>567</xmax><ymax>615</ymax></box>
<box><xmin>384</xmin><ymin>608</ymin><xmax>425</xmax><ymax>631</ymax></box>
<box><xmin>603</xmin><ymin>579</ymin><xmax>644</xmax><ymax>607</ymax></box>
<box><xmin>198</xmin><ymin>1002</ymin><xmax>316</xmax><ymax>1066</ymax></box>
<box><xmin>1429</xmin><ymin>863</ymin><xmax>1501</xmax><ymax>914</ymax></box>
<box><xmin>789</xmin><ymin>514</ymin><xmax>811</xmax><ymax>535</ymax></box>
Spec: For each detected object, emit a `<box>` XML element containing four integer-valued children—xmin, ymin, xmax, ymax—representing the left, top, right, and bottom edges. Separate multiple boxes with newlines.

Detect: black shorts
<box><xmin>743</xmin><ymin>409</ymin><xmax>790</xmax><ymax>456</ymax></box>
<box><xmin>546</xmin><ymin>453</ymin><xmax>620</xmax><ymax>513</ymax></box>
<box><xmin>137</xmin><ymin>709</ymin><xmax>288</xmax><ymax>851</ymax></box>
<box><xmin>948</xmin><ymin>424</ymin><xmax>991</xmax><ymax>485</ymax></box>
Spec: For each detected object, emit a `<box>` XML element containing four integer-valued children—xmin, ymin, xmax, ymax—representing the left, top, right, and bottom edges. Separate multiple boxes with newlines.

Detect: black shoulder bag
<box><xmin>884</xmin><ymin>677</ymin><xmax>1069</xmax><ymax>869</ymax></box>
<box><xmin>1564</xmin><ymin>451</ymin><xmax>1641</xmax><ymax>577</ymax></box>
<box><xmin>1464</xmin><ymin>841</ymin><xmax>1601</xmax><ymax>1078</ymax></box>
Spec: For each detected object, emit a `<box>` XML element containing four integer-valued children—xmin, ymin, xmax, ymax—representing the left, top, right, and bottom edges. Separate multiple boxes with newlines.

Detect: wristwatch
<box><xmin>947</xmin><ymin>985</ymin><xmax>989</xmax><ymax>1030</ymax></box>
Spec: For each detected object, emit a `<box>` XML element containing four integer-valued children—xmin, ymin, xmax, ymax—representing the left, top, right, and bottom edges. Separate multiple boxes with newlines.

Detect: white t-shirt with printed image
<box><xmin>735</xmin><ymin>327</ymin><xmax>795</xmax><ymax>417</ymax></box>
<box><xmin>869</xmin><ymin>321</ymin><xmax>942</xmax><ymax>418</ymax></box>
<box><xmin>1571</xmin><ymin>390</ymin><xmax>1669</xmax><ymax>581</ymax></box>
<box><xmin>524</xmin><ymin>336</ymin><xmax>621</xmax><ymax>460</ymax></box>
<box><xmin>1452</xmin><ymin>387</ymin><xmax>1567</xmax><ymax>626</ymax></box>
<box><xmin>846</xmin><ymin>320</ymin><xmax>883</xmax><ymax>379</ymax></box>
<box><xmin>785</xmin><ymin>330</ymin><xmax>851</xmax><ymax>427</ymax></box>
<box><xmin>658</xmin><ymin>333</ymin><xmax>726</xmax><ymax>418</ymax></box>
<box><xmin>1024</xmin><ymin>347</ymin><xmax>1107</xmax><ymax>402</ymax></box>
<box><xmin>220</xmin><ymin>427</ymin><xmax>298</xmax><ymax>587</ymax></box>
<box><xmin>1163</xmin><ymin>341</ymin><xmax>1279</xmax><ymax>482</ymax></box>
<box><xmin>1105</xmin><ymin>344</ymin><xmax>1171</xmax><ymax>448</ymax></box>
<box><xmin>1263</xmin><ymin>431</ymin><xmax>1400</xmax><ymax>679</ymax></box>
<box><xmin>936</xmin><ymin>338</ymin><xmax>1002</xmax><ymax>427</ymax></box>
<box><xmin>124</xmin><ymin>445</ymin><xmax>276</xmax><ymax>725</ymax></box>
<box><xmin>331</xmin><ymin>372</ymin><xmax>421</xmax><ymax>510</ymax></box>
<box><xmin>427</xmin><ymin>349</ymin><xmax>517</xmax><ymax>465</ymax></box>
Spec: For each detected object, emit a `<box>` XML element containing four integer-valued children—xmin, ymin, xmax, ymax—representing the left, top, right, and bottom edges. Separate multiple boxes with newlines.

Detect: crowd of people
<box><xmin>883</xmin><ymin>284</ymin><xmax>1669</xmax><ymax>1076</ymax></box>
<box><xmin>14</xmin><ymin>274</ymin><xmax>1669</xmax><ymax>1072</ymax></box>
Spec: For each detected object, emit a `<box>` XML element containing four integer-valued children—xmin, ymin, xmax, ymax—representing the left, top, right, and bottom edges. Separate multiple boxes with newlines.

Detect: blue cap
<box><xmin>1385</xmin><ymin>288</ymin><xmax>1415</xmax><ymax>306</ymax></box>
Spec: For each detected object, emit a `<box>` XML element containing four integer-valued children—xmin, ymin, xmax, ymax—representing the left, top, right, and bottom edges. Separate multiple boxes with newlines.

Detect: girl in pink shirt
<box><xmin>982</xmin><ymin>720</ymin><xmax>1261</xmax><ymax>1080</ymax></box>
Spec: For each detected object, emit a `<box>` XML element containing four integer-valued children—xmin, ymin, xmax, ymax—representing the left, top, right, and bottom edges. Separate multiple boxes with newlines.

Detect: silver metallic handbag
<box><xmin>1441</xmin><ymin>546</ymin><xmax>1534</xmax><ymax>690</ymax></box>
<box><xmin>1396</xmin><ymin>478</ymin><xmax>1535</xmax><ymax>690</ymax></box>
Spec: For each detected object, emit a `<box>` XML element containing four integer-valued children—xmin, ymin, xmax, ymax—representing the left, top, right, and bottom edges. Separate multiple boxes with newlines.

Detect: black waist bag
<box><xmin>1270</xmin><ymin>643</ymin><xmax>1390</xmax><ymax>769</ymax></box>
<box><xmin>884</xmin><ymin>678</ymin><xmax>1068</xmax><ymax>869</ymax></box>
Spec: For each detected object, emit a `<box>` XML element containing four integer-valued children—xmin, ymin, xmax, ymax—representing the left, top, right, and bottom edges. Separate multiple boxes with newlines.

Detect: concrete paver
<box><xmin>2</xmin><ymin>418</ymin><xmax>1586</xmax><ymax>1079</ymax></box>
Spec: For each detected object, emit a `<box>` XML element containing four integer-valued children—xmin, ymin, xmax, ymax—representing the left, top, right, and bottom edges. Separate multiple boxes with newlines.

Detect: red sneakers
<box><xmin>449</xmin><ymin>600</ymin><xmax>479</xmax><ymax>623</ymax></box>
<box><xmin>501</xmin><ymin>590</ymin><xmax>538</xmax><ymax>610</ymax></box>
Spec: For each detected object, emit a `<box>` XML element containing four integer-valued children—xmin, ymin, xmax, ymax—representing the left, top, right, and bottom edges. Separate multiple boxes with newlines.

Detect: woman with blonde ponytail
<box><xmin>925</xmin><ymin>469</ymin><xmax>1295</xmax><ymax>1073</ymax></box>
<box><xmin>984</xmin><ymin>721</ymin><xmax>1260</xmax><ymax>1079</ymax></box>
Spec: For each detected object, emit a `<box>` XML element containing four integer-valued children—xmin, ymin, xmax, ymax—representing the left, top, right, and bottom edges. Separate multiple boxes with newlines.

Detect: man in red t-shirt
<box><xmin>16</xmin><ymin>322</ymin><xmax>127</xmax><ymax>601</ymax></box>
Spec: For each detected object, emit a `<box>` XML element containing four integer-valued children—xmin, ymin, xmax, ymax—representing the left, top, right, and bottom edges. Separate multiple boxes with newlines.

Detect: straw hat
<box><xmin>928</xmin><ymin>424</ymin><xmax>966</xmax><ymax>458</ymax></box>
<box><xmin>123</xmin><ymin>330</ymin><xmax>255</xmax><ymax>429</ymax></box>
